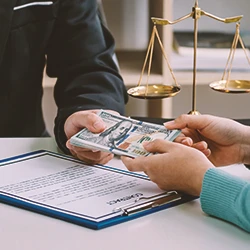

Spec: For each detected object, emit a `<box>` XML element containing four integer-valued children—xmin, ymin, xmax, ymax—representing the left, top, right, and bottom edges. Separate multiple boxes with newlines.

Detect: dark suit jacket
<box><xmin>0</xmin><ymin>0</ymin><xmax>128</xmax><ymax>153</ymax></box>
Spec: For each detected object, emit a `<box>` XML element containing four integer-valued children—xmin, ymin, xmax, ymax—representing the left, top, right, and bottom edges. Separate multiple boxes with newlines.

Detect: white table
<box><xmin>0</xmin><ymin>138</ymin><xmax>249</xmax><ymax>250</ymax></box>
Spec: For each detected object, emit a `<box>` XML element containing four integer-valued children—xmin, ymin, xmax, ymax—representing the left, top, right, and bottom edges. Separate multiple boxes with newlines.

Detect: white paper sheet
<box><xmin>0</xmin><ymin>152</ymin><xmax>168</xmax><ymax>222</ymax></box>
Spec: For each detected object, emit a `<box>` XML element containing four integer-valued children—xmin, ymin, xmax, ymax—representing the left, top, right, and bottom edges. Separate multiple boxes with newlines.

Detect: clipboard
<box><xmin>0</xmin><ymin>150</ymin><xmax>195</xmax><ymax>230</ymax></box>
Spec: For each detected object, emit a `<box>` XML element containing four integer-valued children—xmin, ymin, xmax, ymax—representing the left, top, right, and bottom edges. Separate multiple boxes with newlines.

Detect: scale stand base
<box><xmin>188</xmin><ymin>110</ymin><xmax>200</xmax><ymax>115</ymax></box>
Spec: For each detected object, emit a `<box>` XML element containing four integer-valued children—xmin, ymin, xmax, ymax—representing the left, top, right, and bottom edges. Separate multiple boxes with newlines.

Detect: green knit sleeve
<box><xmin>200</xmin><ymin>168</ymin><xmax>250</xmax><ymax>233</ymax></box>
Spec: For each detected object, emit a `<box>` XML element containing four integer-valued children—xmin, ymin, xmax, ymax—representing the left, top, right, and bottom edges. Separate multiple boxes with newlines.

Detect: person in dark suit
<box><xmin>1</xmin><ymin>0</ymin><xmax>128</xmax><ymax>164</ymax></box>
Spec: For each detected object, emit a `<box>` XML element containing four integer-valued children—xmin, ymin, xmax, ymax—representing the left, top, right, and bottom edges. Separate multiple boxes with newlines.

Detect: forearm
<box><xmin>46</xmin><ymin>0</ymin><xmax>127</xmax><ymax>153</ymax></box>
<box><xmin>200</xmin><ymin>168</ymin><xmax>250</xmax><ymax>233</ymax></box>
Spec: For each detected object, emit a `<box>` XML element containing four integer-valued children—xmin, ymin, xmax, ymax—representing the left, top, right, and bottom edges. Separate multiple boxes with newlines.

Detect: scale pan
<box><xmin>127</xmin><ymin>84</ymin><xmax>181</xmax><ymax>99</ymax></box>
<box><xmin>209</xmin><ymin>80</ymin><xmax>250</xmax><ymax>93</ymax></box>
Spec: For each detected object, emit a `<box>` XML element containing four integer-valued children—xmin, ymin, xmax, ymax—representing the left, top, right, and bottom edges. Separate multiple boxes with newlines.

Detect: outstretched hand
<box><xmin>121</xmin><ymin>139</ymin><xmax>214</xmax><ymax>196</ymax></box>
<box><xmin>164</xmin><ymin>114</ymin><xmax>247</xmax><ymax>166</ymax></box>
<box><xmin>64</xmin><ymin>110</ymin><xmax>115</xmax><ymax>164</ymax></box>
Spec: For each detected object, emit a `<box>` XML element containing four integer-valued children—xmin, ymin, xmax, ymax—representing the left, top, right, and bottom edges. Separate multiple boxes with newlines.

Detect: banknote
<box><xmin>70</xmin><ymin>110</ymin><xmax>181</xmax><ymax>158</ymax></box>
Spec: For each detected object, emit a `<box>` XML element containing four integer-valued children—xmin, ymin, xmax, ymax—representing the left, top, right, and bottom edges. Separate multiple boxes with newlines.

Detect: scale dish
<box><xmin>209</xmin><ymin>80</ymin><xmax>250</xmax><ymax>93</ymax></box>
<box><xmin>127</xmin><ymin>85</ymin><xmax>181</xmax><ymax>99</ymax></box>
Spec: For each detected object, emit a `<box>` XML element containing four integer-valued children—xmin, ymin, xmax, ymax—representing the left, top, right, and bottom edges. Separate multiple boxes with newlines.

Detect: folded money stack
<box><xmin>70</xmin><ymin>110</ymin><xmax>180</xmax><ymax>158</ymax></box>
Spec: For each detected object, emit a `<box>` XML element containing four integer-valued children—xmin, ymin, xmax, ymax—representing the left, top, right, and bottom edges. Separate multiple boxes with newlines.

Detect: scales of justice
<box><xmin>127</xmin><ymin>0</ymin><xmax>250</xmax><ymax>115</ymax></box>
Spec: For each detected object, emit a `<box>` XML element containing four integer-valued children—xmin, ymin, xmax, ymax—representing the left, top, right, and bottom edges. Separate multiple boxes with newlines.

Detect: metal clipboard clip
<box><xmin>113</xmin><ymin>191</ymin><xmax>182</xmax><ymax>216</ymax></box>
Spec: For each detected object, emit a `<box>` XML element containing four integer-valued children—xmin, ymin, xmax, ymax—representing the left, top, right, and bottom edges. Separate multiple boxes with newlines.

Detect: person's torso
<box><xmin>0</xmin><ymin>0</ymin><xmax>60</xmax><ymax>136</ymax></box>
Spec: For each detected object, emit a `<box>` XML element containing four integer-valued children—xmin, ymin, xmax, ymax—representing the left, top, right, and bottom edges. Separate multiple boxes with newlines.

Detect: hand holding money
<box><xmin>64</xmin><ymin>110</ymin><xmax>115</xmax><ymax>165</ymax></box>
<box><xmin>70</xmin><ymin>110</ymin><xmax>181</xmax><ymax>159</ymax></box>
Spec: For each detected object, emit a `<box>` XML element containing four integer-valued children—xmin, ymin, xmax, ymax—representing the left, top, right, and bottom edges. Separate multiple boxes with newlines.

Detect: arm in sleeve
<box><xmin>45</xmin><ymin>0</ymin><xmax>128</xmax><ymax>153</ymax></box>
<box><xmin>200</xmin><ymin>168</ymin><xmax>250</xmax><ymax>233</ymax></box>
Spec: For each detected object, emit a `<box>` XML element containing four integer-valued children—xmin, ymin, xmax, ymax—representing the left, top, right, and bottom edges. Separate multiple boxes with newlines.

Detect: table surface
<box><xmin>0</xmin><ymin>138</ymin><xmax>250</xmax><ymax>250</ymax></box>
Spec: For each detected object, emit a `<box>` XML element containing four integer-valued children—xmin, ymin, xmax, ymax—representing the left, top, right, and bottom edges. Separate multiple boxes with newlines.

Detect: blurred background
<box><xmin>43</xmin><ymin>0</ymin><xmax>250</xmax><ymax>135</ymax></box>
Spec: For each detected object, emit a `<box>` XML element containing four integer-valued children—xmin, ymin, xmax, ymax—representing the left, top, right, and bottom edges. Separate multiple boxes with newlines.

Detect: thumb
<box><xmin>143</xmin><ymin>139</ymin><xmax>174</xmax><ymax>154</ymax></box>
<box><xmin>88</xmin><ymin>116</ymin><xmax>106</xmax><ymax>132</ymax></box>
<box><xmin>64</xmin><ymin>111</ymin><xmax>106</xmax><ymax>138</ymax></box>
<box><xmin>164</xmin><ymin>114</ymin><xmax>212</xmax><ymax>131</ymax></box>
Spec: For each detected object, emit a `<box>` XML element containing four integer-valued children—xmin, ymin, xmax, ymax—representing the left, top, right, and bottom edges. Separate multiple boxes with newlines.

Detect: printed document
<box><xmin>0</xmin><ymin>151</ymin><xmax>169</xmax><ymax>222</ymax></box>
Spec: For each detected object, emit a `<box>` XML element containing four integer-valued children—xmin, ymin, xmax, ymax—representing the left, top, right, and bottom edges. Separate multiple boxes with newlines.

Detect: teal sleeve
<box><xmin>200</xmin><ymin>168</ymin><xmax>250</xmax><ymax>233</ymax></box>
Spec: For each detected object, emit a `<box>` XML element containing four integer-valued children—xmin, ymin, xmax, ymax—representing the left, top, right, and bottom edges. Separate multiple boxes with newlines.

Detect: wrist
<box><xmin>190</xmin><ymin>165</ymin><xmax>213</xmax><ymax>196</ymax></box>
<box><xmin>241</xmin><ymin>126</ymin><xmax>250</xmax><ymax>164</ymax></box>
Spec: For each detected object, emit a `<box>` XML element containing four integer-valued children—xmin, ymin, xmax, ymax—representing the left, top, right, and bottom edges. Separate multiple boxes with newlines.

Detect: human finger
<box><xmin>174</xmin><ymin>135</ymin><xmax>193</xmax><ymax>146</ymax></box>
<box><xmin>142</xmin><ymin>139</ymin><xmax>174</xmax><ymax>154</ymax></box>
<box><xmin>192</xmin><ymin>141</ymin><xmax>208</xmax><ymax>151</ymax></box>
<box><xmin>66</xmin><ymin>141</ymin><xmax>98</xmax><ymax>152</ymax></box>
<box><xmin>201</xmin><ymin>148</ymin><xmax>211</xmax><ymax>157</ymax></box>
<box><xmin>121</xmin><ymin>156</ymin><xmax>148</xmax><ymax>172</ymax></box>
<box><xmin>191</xmin><ymin>141</ymin><xmax>211</xmax><ymax>157</ymax></box>
<box><xmin>163</xmin><ymin>114</ymin><xmax>213</xmax><ymax>131</ymax></box>
<box><xmin>75</xmin><ymin>150</ymin><xmax>114</xmax><ymax>165</ymax></box>
<box><xmin>64</xmin><ymin>110</ymin><xmax>106</xmax><ymax>138</ymax></box>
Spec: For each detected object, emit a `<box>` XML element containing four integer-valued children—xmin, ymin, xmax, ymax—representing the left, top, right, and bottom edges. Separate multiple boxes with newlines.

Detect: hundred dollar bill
<box><xmin>70</xmin><ymin>110</ymin><xmax>181</xmax><ymax>158</ymax></box>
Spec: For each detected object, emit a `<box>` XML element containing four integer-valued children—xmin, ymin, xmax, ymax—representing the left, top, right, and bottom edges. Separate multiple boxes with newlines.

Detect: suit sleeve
<box><xmin>45</xmin><ymin>0</ymin><xmax>128</xmax><ymax>153</ymax></box>
<box><xmin>200</xmin><ymin>168</ymin><xmax>250</xmax><ymax>233</ymax></box>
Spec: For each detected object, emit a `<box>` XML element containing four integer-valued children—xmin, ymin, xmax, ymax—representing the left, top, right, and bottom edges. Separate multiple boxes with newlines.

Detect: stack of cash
<box><xmin>70</xmin><ymin>110</ymin><xmax>181</xmax><ymax>158</ymax></box>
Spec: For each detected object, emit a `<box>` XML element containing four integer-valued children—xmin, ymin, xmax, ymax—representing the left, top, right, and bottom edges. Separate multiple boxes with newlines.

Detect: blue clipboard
<box><xmin>0</xmin><ymin>150</ymin><xmax>195</xmax><ymax>230</ymax></box>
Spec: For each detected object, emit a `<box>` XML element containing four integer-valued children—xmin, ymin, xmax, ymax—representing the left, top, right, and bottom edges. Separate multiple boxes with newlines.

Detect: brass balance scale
<box><xmin>127</xmin><ymin>0</ymin><xmax>250</xmax><ymax>115</ymax></box>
